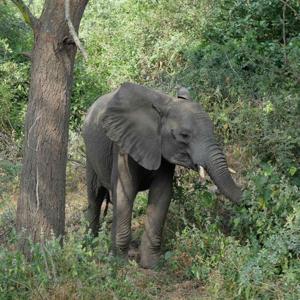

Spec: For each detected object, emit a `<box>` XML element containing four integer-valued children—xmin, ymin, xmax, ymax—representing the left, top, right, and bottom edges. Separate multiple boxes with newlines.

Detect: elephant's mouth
<box><xmin>169</xmin><ymin>152</ymin><xmax>198</xmax><ymax>171</ymax></box>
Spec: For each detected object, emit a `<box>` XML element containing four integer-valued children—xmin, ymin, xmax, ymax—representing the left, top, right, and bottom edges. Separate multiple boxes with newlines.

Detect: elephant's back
<box><xmin>83</xmin><ymin>93</ymin><xmax>115</xmax><ymax>190</ymax></box>
<box><xmin>84</xmin><ymin>90</ymin><xmax>115</xmax><ymax>127</ymax></box>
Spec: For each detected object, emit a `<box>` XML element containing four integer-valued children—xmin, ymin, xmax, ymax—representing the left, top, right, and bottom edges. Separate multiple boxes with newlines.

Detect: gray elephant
<box><xmin>82</xmin><ymin>82</ymin><xmax>242</xmax><ymax>268</ymax></box>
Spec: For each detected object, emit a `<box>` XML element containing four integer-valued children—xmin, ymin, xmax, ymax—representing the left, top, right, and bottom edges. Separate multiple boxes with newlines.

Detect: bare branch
<box><xmin>279</xmin><ymin>0</ymin><xmax>300</xmax><ymax>21</ymax></box>
<box><xmin>10</xmin><ymin>0</ymin><xmax>38</xmax><ymax>30</ymax></box>
<box><xmin>20</xmin><ymin>51</ymin><xmax>32</xmax><ymax>59</ymax></box>
<box><xmin>282</xmin><ymin>1</ymin><xmax>287</xmax><ymax>65</ymax></box>
<box><xmin>64</xmin><ymin>0</ymin><xmax>88</xmax><ymax>61</ymax></box>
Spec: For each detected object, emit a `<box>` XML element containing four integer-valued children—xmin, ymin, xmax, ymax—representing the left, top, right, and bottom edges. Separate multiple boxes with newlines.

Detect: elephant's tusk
<box><xmin>228</xmin><ymin>167</ymin><xmax>236</xmax><ymax>174</ymax></box>
<box><xmin>199</xmin><ymin>165</ymin><xmax>206</xmax><ymax>181</ymax></box>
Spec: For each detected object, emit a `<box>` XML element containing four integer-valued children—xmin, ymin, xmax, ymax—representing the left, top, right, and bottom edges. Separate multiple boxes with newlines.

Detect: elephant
<box><xmin>82</xmin><ymin>82</ymin><xmax>242</xmax><ymax>268</ymax></box>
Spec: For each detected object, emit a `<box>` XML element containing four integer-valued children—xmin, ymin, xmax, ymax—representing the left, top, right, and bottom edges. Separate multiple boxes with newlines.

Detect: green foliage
<box><xmin>0</xmin><ymin>3</ymin><xmax>31</xmax><ymax>139</ymax></box>
<box><xmin>1</xmin><ymin>0</ymin><xmax>300</xmax><ymax>298</ymax></box>
<box><xmin>1</xmin><ymin>214</ymin><xmax>193</xmax><ymax>299</ymax></box>
<box><xmin>178</xmin><ymin>0</ymin><xmax>300</xmax><ymax>176</ymax></box>
<box><xmin>164</xmin><ymin>162</ymin><xmax>300</xmax><ymax>298</ymax></box>
<box><xmin>0</xmin><ymin>52</ymin><xmax>29</xmax><ymax>135</ymax></box>
<box><xmin>0</xmin><ymin>3</ymin><xmax>32</xmax><ymax>52</ymax></box>
<box><xmin>72</xmin><ymin>0</ymin><xmax>300</xmax><ymax>179</ymax></box>
<box><xmin>69</xmin><ymin>0</ymin><xmax>205</xmax><ymax>128</ymax></box>
<box><xmin>232</xmin><ymin>163</ymin><xmax>299</xmax><ymax>242</ymax></box>
<box><xmin>0</xmin><ymin>222</ymin><xmax>148</xmax><ymax>299</ymax></box>
<box><xmin>0</xmin><ymin>159</ymin><xmax>21</xmax><ymax>199</ymax></box>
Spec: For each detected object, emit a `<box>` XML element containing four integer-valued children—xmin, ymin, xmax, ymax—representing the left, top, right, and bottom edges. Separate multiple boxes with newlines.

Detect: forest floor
<box><xmin>63</xmin><ymin>169</ymin><xmax>206</xmax><ymax>300</ymax></box>
<box><xmin>0</xmin><ymin>166</ymin><xmax>207</xmax><ymax>300</ymax></box>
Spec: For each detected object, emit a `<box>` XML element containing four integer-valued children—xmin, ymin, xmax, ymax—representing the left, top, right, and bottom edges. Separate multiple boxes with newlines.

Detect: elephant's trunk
<box><xmin>201</xmin><ymin>143</ymin><xmax>242</xmax><ymax>203</ymax></box>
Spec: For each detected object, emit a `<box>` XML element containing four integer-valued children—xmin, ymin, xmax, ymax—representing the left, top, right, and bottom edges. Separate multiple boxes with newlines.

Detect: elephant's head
<box><xmin>102</xmin><ymin>82</ymin><xmax>242</xmax><ymax>203</ymax></box>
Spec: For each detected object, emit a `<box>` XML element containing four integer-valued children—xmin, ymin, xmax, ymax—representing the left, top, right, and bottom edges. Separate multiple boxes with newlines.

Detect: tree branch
<box><xmin>282</xmin><ymin>1</ymin><xmax>287</xmax><ymax>65</ymax></box>
<box><xmin>20</xmin><ymin>51</ymin><xmax>33</xmax><ymax>59</ymax></box>
<box><xmin>10</xmin><ymin>0</ymin><xmax>38</xmax><ymax>30</ymax></box>
<box><xmin>279</xmin><ymin>0</ymin><xmax>300</xmax><ymax>21</ymax></box>
<box><xmin>65</xmin><ymin>0</ymin><xmax>88</xmax><ymax>61</ymax></box>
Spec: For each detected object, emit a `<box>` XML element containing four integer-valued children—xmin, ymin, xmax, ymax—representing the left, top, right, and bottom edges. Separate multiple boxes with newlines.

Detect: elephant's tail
<box><xmin>102</xmin><ymin>190</ymin><xmax>111</xmax><ymax>218</ymax></box>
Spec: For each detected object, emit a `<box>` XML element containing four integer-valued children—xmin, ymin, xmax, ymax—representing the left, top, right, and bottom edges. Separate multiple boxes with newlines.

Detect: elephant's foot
<box><xmin>111</xmin><ymin>241</ymin><xmax>139</xmax><ymax>264</ymax></box>
<box><xmin>140</xmin><ymin>250</ymin><xmax>160</xmax><ymax>269</ymax></box>
<box><xmin>112</xmin><ymin>228</ymin><xmax>132</xmax><ymax>260</ymax></box>
<box><xmin>113</xmin><ymin>245</ymin><xmax>129</xmax><ymax>260</ymax></box>
<box><xmin>139</xmin><ymin>235</ymin><xmax>161</xmax><ymax>269</ymax></box>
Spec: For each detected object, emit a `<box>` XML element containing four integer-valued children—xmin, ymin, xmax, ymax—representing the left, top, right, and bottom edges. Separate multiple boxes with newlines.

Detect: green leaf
<box><xmin>289</xmin><ymin>166</ymin><xmax>297</xmax><ymax>176</ymax></box>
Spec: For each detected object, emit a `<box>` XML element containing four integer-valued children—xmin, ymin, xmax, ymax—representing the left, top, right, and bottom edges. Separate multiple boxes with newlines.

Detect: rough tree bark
<box><xmin>13</xmin><ymin>0</ymin><xmax>88</xmax><ymax>255</ymax></box>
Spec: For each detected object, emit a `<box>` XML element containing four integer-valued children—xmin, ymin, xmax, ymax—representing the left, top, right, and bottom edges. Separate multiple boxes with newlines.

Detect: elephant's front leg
<box><xmin>140</xmin><ymin>162</ymin><xmax>175</xmax><ymax>268</ymax></box>
<box><xmin>111</xmin><ymin>152</ymin><xmax>137</xmax><ymax>259</ymax></box>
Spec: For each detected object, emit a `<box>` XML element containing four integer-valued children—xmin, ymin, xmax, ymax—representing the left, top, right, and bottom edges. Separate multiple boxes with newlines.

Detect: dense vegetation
<box><xmin>1</xmin><ymin>0</ymin><xmax>299</xmax><ymax>298</ymax></box>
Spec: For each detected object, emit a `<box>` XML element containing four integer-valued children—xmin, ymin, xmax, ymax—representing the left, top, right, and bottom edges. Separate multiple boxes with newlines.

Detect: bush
<box><xmin>0</xmin><ymin>3</ymin><xmax>31</xmax><ymax>139</ymax></box>
<box><xmin>0</xmin><ymin>52</ymin><xmax>29</xmax><ymax>136</ymax></box>
<box><xmin>163</xmin><ymin>158</ymin><xmax>300</xmax><ymax>299</ymax></box>
<box><xmin>232</xmin><ymin>163</ymin><xmax>299</xmax><ymax>242</ymax></box>
<box><xmin>0</xmin><ymin>220</ymin><xmax>152</xmax><ymax>299</ymax></box>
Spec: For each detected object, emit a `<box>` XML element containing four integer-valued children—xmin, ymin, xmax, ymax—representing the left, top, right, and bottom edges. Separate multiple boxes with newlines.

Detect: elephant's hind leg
<box><xmin>86</xmin><ymin>160</ymin><xmax>107</xmax><ymax>236</ymax></box>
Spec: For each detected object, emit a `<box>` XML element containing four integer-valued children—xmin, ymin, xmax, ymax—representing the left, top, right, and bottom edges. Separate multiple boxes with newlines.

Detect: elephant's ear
<box><xmin>101</xmin><ymin>82</ymin><xmax>163</xmax><ymax>170</ymax></box>
<box><xmin>177</xmin><ymin>87</ymin><xmax>191</xmax><ymax>100</ymax></box>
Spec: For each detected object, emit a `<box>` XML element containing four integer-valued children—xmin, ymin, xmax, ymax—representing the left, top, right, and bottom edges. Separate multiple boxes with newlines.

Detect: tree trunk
<box><xmin>16</xmin><ymin>0</ymin><xmax>88</xmax><ymax>255</ymax></box>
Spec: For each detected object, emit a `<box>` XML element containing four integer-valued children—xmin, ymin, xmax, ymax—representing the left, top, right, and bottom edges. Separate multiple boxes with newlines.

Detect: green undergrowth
<box><xmin>0</xmin><ymin>156</ymin><xmax>299</xmax><ymax>299</ymax></box>
<box><xmin>164</xmin><ymin>161</ymin><xmax>300</xmax><ymax>299</ymax></box>
<box><xmin>0</xmin><ymin>210</ymin><xmax>197</xmax><ymax>300</ymax></box>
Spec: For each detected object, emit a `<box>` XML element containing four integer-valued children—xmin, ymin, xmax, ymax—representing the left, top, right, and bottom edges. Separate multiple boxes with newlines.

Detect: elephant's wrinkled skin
<box><xmin>83</xmin><ymin>82</ymin><xmax>242</xmax><ymax>268</ymax></box>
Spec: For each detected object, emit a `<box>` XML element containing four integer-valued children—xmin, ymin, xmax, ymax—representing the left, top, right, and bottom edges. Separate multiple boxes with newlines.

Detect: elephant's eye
<box><xmin>180</xmin><ymin>132</ymin><xmax>190</xmax><ymax>139</ymax></box>
<box><xmin>171</xmin><ymin>129</ymin><xmax>191</xmax><ymax>143</ymax></box>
